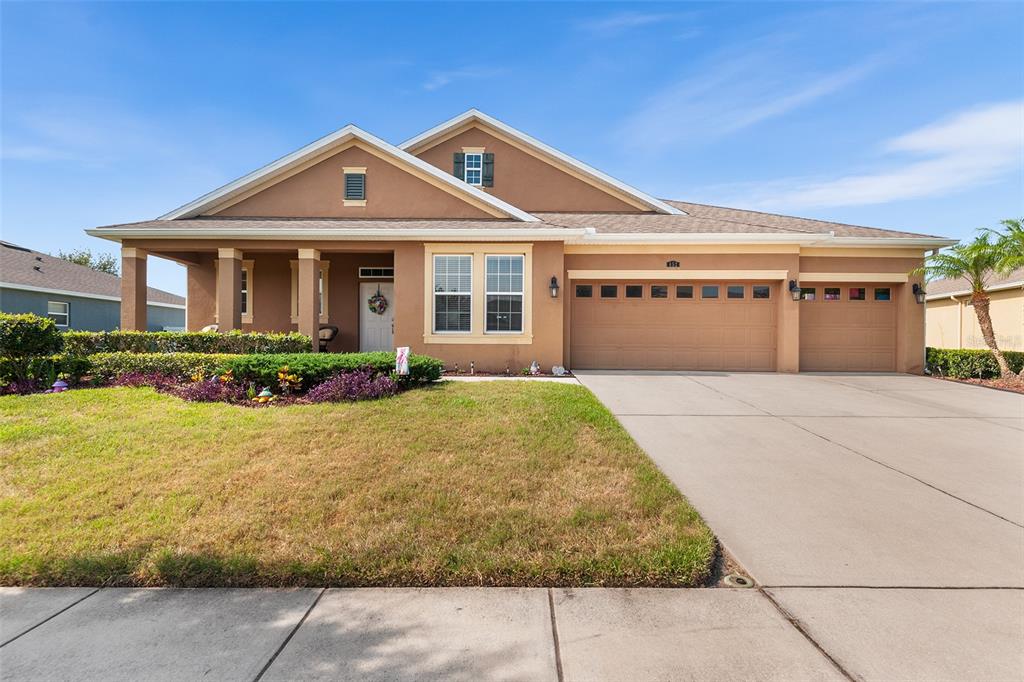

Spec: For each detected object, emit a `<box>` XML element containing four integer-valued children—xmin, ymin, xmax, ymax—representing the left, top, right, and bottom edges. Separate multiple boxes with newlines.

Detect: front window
<box><xmin>625</xmin><ymin>285</ymin><xmax>643</xmax><ymax>298</ymax></box>
<box><xmin>575</xmin><ymin>284</ymin><xmax>593</xmax><ymax>298</ymax></box>
<box><xmin>752</xmin><ymin>285</ymin><xmax>771</xmax><ymax>299</ymax></box>
<box><xmin>874</xmin><ymin>287</ymin><xmax>891</xmax><ymax>301</ymax></box>
<box><xmin>240</xmin><ymin>267</ymin><xmax>249</xmax><ymax>316</ymax></box>
<box><xmin>824</xmin><ymin>287</ymin><xmax>841</xmax><ymax>301</ymax></box>
<box><xmin>464</xmin><ymin>153</ymin><xmax>483</xmax><ymax>186</ymax></box>
<box><xmin>433</xmin><ymin>255</ymin><xmax>472</xmax><ymax>332</ymax></box>
<box><xmin>849</xmin><ymin>287</ymin><xmax>866</xmax><ymax>301</ymax></box>
<box><xmin>701</xmin><ymin>285</ymin><xmax>719</xmax><ymax>299</ymax></box>
<box><xmin>485</xmin><ymin>255</ymin><xmax>524</xmax><ymax>332</ymax></box>
<box><xmin>727</xmin><ymin>285</ymin><xmax>745</xmax><ymax>299</ymax></box>
<box><xmin>800</xmin><ymin>287</ymin><xmax>817</xmax><ymax>301</ymax></box>
<box><xmin>47</xmin><ymin>301</ymin><xmax>69</xmax><ymax>327</ymax></box>
<box><xmin>600</xmin><ymin>284</ymin><xmax>618</xmax><ymax>298</ymax></box>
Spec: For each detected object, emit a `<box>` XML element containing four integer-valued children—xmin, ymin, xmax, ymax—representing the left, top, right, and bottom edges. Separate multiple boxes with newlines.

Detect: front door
<box><xmin>359</xmin><ymin>281</ymin><xmax>395</xmax><ymax>352</ymax></box>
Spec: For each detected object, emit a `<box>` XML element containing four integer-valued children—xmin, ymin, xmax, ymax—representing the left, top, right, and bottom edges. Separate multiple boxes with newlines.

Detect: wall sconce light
<box><xmin>788</xmin><ymin>280</ymin><xmax>801</xmax><ymax>301</ymax></box>
<box><xmin>549</xmin><ymin>276</ymin><xmax>560</xmax><ymax>298</ymax></box>
<box><xmin>912</xmin><ymin>283</ymin><xmax>926</xmax><ymax>305</ymax></box>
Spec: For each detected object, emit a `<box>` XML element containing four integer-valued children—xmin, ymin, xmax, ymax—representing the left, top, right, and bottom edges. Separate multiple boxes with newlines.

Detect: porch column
<box><xmin>217</xmin><ymin>248</ymin><xmax>243</xmax><ymax>331</ymax></box>
<box><xmin>776</xmin><ymin>266</ymin><xmax>800</xmax><ymax>373</ymax></box>
<box><xmin>120</xmin><ymin>247</ymin><xmax>148</xmax><ymax>331</ymax></box>
<box><xmin>297</xmin><ymin>248</ymin><xmax>321</xmax><ymax>352</ymax></box>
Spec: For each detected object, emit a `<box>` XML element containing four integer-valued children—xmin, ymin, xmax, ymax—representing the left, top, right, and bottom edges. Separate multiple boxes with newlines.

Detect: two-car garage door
<box><xmin>570</xmin><ymin>279</ymin><xmax>899</xmax><ymax>372</ymax></box>
<box><xmin>570</xmin><ymin>280</ymin><xmax>777</xmax><ymax>371</ymax></box>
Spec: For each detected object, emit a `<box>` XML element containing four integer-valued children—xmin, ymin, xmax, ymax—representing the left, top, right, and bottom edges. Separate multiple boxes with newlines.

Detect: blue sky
<box><xmin>2</xmin><ymin>1</ymin><xmax>1022</xmax><ymax>295</ymax></box>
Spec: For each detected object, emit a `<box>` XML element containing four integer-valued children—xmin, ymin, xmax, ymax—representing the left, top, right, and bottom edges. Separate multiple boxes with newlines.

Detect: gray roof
<box><xmin>0</xmin><ymin>241</ymin><xmax>185</xmax><ymax>305</ymax></box>
<box><xmin>927</xmin><ymin>266</ymin><xmax>1024</xmax><ymax>296</ymax></box>
<box><xmin>90</xmin><ymin>201</ymin><xmax>944</xmax><ymax>240</ymax></box>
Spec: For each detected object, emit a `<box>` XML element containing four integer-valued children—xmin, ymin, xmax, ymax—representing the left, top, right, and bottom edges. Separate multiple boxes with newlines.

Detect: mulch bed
<box><xmin>935</xmin><ymin>376</ymin><xmax>1024</xmax><ymax>394</ymax></box>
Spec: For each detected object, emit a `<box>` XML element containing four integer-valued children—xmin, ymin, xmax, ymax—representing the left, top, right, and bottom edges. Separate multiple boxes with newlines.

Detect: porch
<box><xmin>119</xmin><ymin>245</ymin><xmax>395</xmax><ymax>352</ymax></box>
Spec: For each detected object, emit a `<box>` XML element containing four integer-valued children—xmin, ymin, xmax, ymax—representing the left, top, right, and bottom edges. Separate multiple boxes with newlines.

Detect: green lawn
<box><xmin>0</xmin><ymin>381</ymin><xmax>715</xmax><ymax>587</ymax></box>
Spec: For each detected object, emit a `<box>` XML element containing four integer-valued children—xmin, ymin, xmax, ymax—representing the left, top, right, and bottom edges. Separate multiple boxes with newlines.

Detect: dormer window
<box><xmin>464</xmin><ymin>153</ymin><xmax>483</xmax><ymax>185</ymax></box>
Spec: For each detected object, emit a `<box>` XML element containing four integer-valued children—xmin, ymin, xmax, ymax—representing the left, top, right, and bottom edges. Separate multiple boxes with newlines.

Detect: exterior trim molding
<box><xmin>799</xmin><ymin>272</ymin><xmax>910</xmax><ymax>283</ymax></box>
<box><xmin>88</xmin><ymin>227</ymin><xmax>583</xmax><ymax>241</ymax></box>
<box><xmin>399</xmin><ymin>109</ymin><xmax>685</xmax><ymax>216</ymax></box>
<box><xmin>567</xmin><ymin>269</ymin><xmax>790</xmax><ymax>281</ymax></box>
<box><xmin>158</xmin><ymin>124</ymin><xmax>539</xmax><ymax>223</ymax></box>
<box><xmin>0</xmin><ymin>282</ymin><xmax>186</xmax><ymax>309</ymax></box>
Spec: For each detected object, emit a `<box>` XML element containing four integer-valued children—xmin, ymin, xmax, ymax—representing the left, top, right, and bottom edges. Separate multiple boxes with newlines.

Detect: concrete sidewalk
<box><xmin>1</xmin><ymin>586</ymin><xmax>845</xmax><ymax>681</ymax></box>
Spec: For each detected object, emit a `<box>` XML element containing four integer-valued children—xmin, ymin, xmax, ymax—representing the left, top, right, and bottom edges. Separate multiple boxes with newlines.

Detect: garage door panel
<box><xmin>571</xmin><ymin>280</ymin><xmax>777</xmax><ymax>371</ymax></box>
<box><xmin>800</xmin><ymin>283</ymin><xmax>896</xmax><ymax>372</ymax></box>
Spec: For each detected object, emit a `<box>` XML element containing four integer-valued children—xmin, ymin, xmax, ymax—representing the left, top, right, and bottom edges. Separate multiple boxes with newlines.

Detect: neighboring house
<box><xmin>925</xmin><ymin>267</ymin><xmax>1024</xmax><ymax>351</ymax></box>
<box><xmin>86</xmin><ymin>109</ymin><xmax>954</xmax><ymax>372</ymax></box>
<box><xmin>0</xmin><ymin>241</ymin><xmax>185</xmax><ymax>331</ymax></box>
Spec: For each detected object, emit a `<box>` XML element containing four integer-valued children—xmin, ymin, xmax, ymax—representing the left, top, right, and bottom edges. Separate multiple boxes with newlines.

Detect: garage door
<box><xmin>799</xmin><ymin>284</ymin><xmax>896</xmax><ymax>371</ymax></box>
<box><xmin>570</xmin><ymin>281</ymin><xmax>777</xmax><ymax>370</ymax></box>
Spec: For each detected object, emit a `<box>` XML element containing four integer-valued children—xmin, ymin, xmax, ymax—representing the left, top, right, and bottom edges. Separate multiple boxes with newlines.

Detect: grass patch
<box><xmin>0</xmin><ymin>382</ymin><xmax>715</xmax><ymax>587</ymax></box>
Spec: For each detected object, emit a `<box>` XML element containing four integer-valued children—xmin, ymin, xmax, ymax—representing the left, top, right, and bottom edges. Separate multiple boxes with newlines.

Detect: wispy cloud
<box><xmin>715</xmin><ymin>100</ymin><xmax>1024</xmax><ymax>210</ymax></box>
<box><xmin>620</xmin><ymin>43</ymin><xmax>885</xmax><ymax>150</ymax></box>
<box><xmin>576</xmin><ymin>11</ymin><xmax>688</xmax><ymax>37</ymax></box>
<box><xmin>422</xmin><ymin>66</ymin><xmax>505</xmax><ymax>91</ymax></box>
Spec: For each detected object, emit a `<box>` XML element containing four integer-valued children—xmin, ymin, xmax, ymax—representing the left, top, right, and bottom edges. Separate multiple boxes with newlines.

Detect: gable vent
<box><xmin>344</xmin><ymin>173</ymin><xmax>366</xmax><ymax>201</ymax></box>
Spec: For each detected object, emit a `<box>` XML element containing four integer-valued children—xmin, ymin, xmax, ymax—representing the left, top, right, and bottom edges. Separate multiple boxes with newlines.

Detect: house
<box><xmin>85</xmin><ymin>109</ymin><xmax>954</xmax><ymax>372</ymax></box>
<box><xmin>925</xmin><ymin>266</ymin><xmax>1023</xmax><ymax>351</ymax></box>
<box><xmin>0</xmin><ymin>240</ymin><xmax>185</xmax><ymax>331</ymax></box>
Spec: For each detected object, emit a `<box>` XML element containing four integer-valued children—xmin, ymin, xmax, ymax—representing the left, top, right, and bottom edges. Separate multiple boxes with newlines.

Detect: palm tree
<box><xmin>914</xmin><ymin>234</ymin><xmax>1014</xmax><ymax>379</ymax></box>
<box><xmin>987</xmin><ymin>218</ymin><xmax>1024</xmax><ymax>274</ymax></box>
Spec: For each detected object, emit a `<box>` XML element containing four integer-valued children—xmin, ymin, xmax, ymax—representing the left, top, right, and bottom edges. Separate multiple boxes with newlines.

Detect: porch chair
<box><xmin>319</xmin><ymin>325</ymin><xmax>339</xmax><ymax>352</ymax></box>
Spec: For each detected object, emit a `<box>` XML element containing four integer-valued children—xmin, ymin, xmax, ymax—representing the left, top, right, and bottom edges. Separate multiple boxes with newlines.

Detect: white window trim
<box><xmin>422</xmin><ymin>243</ymin><xmax>533</xmax><ymax>345</ymax></box>
<box><xmin>47</xmin><ymin>301</ymin><xmax>69</xmax><ymax>328</ymax></box>
<box><xmin>289</xmin><ymin>260</ymin><xmax>330</xmax><ymax>324</ymax></box>
<box><xmin>214</xmin><ymin>259</ymin><xmax>254</xmax><ymax>324</ymax></box>
<box><xmin>342</xmin><ymin>166</ymin><xmax>367</xmax><ymax>206</ymax></box>
<box><xmin>464</xmin><ymin>152</ymin><xmax>483</xmax><ymax>186</ymax></box>
<box><xmin>431</xmin><ymin>254</ymin><xmax>474</xmax><ymax>334</ymax></box>
<box><xmin>484</xmin><ymin>254</ymin><xmax>525</xmax><ymax>334</ymax></box>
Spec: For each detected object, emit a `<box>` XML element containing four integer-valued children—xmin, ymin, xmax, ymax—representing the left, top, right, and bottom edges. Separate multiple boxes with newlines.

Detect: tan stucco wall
<box><xmin>392</xmin><ymin>240</ymin><xmax>565</xmax><ymax>372</ymax></box>
<box><xmin>211</xmin><ymin>145</ymin><xmax>495</xmax><ymax>219</ymax></box>
<box><xmin>413</xmin><ymin>125</ymin><xmax>645</xmax><ymax>213</ymax></box>
<box><xmin>926</xmin><ymin>288</ymin><xmax>1024</xmax><ymax>351</ymax></box>
<box><xmin>163</xmin><ymin>241</ymin><xmax>929</xmax><ymax>374</ymax></box>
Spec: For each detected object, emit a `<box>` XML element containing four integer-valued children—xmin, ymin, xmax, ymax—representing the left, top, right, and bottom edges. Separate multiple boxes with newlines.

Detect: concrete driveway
<box><xmin>576</xmin><ymin>370</ymin><xmax>1024</xmax><ymax>680</ymax></box>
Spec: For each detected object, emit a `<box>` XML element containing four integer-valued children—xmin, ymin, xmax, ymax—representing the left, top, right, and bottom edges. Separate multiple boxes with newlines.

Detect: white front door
<box><xmin>359</xmin><ymin>281</ymin><xmax>395</xmax><ymax>352</ymax></box>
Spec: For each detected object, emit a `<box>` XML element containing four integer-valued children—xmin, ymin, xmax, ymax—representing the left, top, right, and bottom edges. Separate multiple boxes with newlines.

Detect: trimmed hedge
<box><xmin>926</xmin><ymin>347</ymin><xmax>1024</xmax><ymax>379</ymax></box>
<box><xmin>88</xmin><ymin>353</ymin><xmax>237</xmax><ymax>382</ymax></box>
<box><xmin>223</xmin><ymin>352</ymin><xmax>443</xmax><ymax>387</ymax></box>
<box><xmin>62</xmin><ymin>330</ymin><xmax>311</xmax><ymax>355</ymax></box>
<box><xmin>85</xmin><ymin>351</ymin><xmax>443</xmax><ymax>387</ymax></box>
<box><xmin>0</xmin><ymin>355</ymin><xmax>92</xmax><ymax>386</ymax></box>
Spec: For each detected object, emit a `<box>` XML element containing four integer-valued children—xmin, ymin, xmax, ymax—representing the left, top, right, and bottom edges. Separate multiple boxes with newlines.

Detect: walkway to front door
<box><xmin>359</xmin><ymin>281</ymin><xmax>394</xmax><ymax>352</ymax></box>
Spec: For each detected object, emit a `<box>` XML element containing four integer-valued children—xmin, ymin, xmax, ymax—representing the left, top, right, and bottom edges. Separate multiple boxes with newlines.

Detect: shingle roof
<box><xmin>0</xmin><ymin>241</ymin><xmax>185</xmax><ymax>305</ymax></box>
<box><xmin>91</xmin><ymin>201</ymin><xmax>945</xmax><ymax>240</ymax></box>
<box><xmin>94</xmin><ymin>217</ymin><xmax>538</xmax><ymax>231</ymax></box>
<box><xmin>537</xmin><ymin>201</ymin><xmax>940</xmax><ymax>238</ymax></box>
<box><xmin>926</xmin><ymin>266</ymin><xmax>1024</xmax><ymax>297</ymax></box>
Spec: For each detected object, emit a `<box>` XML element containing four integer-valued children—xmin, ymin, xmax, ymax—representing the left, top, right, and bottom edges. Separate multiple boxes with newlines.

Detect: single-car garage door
<box><xmin>570</xmin><ymin>281</ymin><xmax>777</xmax><ymax>370</ymax></box>
<box><xmin>799</xmin><ymin>284</ymin><xmax>897</xmax><ymax>371</ymax></box>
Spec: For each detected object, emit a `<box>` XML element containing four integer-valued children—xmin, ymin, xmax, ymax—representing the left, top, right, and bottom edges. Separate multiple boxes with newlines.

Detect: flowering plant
<box><xmin>277</xmin><ymin>365</ymin><xmax>302</xmax><ymax>395</ymax></box>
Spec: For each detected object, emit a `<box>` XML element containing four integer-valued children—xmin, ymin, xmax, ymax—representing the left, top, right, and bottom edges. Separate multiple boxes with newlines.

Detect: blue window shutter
<box><xmin>344</xmin><ymin>173</ymin><xmax>365</xmax><ymax>200</ymax></box>
<box><xmin>482</xmin><ymin>153</ymin><xmax>494</xmax><ymax>187</ymax></box>
<box><xmin>453</xmin><ymin>152</ymin><xmax>465</xmax><ymax>179</ymax></box>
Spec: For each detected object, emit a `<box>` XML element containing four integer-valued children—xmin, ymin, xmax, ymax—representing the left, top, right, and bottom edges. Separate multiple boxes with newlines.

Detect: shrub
<box><xmin>306</xmin><ymin>368</ymin><xmax>398</xmax><ymax>402</ymax></box>
<box><xmin>926</xmin><ymin>347</ymin><xmax>1024</xmax><ymax>379</ymax></box>
<box><xmin>0</xmin><ymin>354</ymin><xmax>92</xmax><ymax>389</ymax></box>
<box><xmin>223</xmin><ymin>352</ymin><xmax>442</xmax><ymax>388</ymax></box>
<box><xmin>89</xmin><ymin>352</ymin><xmax>237</xmax><ymax>382</ymax></box>
<box><xmin>61</xmin><ymin>330</ymin><xmax>311</xmax><ymax>356</ymax></box>
<box><xmin>0</xmin><ymin>313</ymin><xmax>64</xmax><ymax>383</ymax></box>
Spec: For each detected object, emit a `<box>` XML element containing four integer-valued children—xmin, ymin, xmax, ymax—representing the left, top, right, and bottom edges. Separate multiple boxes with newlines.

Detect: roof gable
<box><xmin>160</xmin><ymin>125</ymin><xmax>537</xmax><ymax>222</ymax></box>
<box><xmin>400</xmin><ymin>110</ymin><xmax>684</xmax><ymax>216</ymax></box>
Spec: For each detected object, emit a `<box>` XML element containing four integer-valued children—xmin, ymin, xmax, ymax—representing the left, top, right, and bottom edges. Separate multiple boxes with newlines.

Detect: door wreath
<box><xmin>367</xmin><ymin>287</ymin><xmax>389</xmax><ymax>315</ymax></box>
